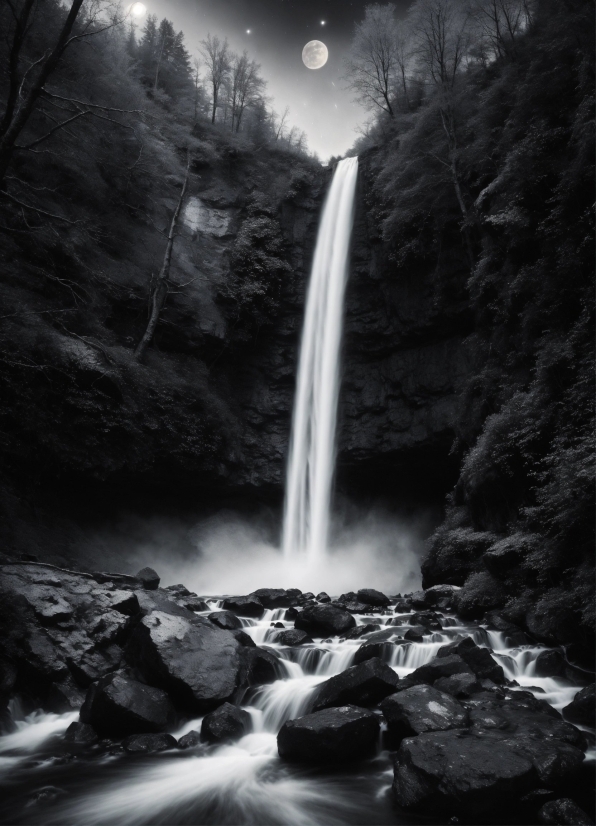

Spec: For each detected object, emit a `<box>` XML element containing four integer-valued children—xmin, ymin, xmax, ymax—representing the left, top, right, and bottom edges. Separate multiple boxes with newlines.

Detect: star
<box><xmin>246</xmin><ymin>28</ymin><xmax>251</xmax><ymax>34</ymax></box>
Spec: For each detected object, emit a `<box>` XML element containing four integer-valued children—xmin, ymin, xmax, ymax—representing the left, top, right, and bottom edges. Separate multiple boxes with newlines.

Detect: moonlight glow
<box><xmin>130</xmin><ymin>2</ymin><xmax>146</xmax><ymax>17</ymax></box>
<box><xmin>302</xmin><ymin>40</ymin><xmax>328</xmax><ymax>70</ymax></box>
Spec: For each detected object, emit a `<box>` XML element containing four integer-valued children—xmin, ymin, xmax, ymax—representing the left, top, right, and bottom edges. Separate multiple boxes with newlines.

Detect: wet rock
<box><xmin>164</xmin><ymin>584</ymin><xmax>191</xmax><ymax>596</ymax></box>
<box><xmin>231</xmin><ymin>629</ymin><xmax>256</xmax><ymax>647</ymax></box>
<box><xmin>393</xmin><ymin>599</ymin><xmax>412</xmax><ymax>612</ymax></box>
<box><xmin>535</xmin><ymin>650</ymin><xmax>565</xmax><ymax>678</ymax></box>
<box><xmin>343</xmin><ymin>601</ymin><xmax>373</xmax><ymax>614</ymax></box>
<box><xmin>135</xmin><ymin>590</ymin><xmax>196</xmax><ymax>619</ymax></box>
<box><xmin>408</xmin><ymin>654</ymin><xmax>474</xmax><ymax>685</ymax></box>
<box><xmin>508</xmin><ymin>732</ymin><xmax>585</xmax><ymax>786</ymax></box>
<box><xmin>295</xmin><ymin>604</ymin><xmax>356</xmax><ymax>637</ymax></box>
<box><xmin>83</xmin><ymin>672</ymin><xmax>176</xmax><ymax>737</ymax></box>
<box><xmin>27</xmin><ymin>786</ymin><xmax>66</xmax><ymax>805</ymax></box>
<box><xmin>538</xmin><ymin>799</ymin><xmax>594</xmax><ymax>825</ymax></box>
<box><xmin>422</xmin><ymin>585</ymin><xmax>460</xmax><ymax>610</ymax></box>
<box><xmin>434</xmin><ymin>673</ymin><xmax>482</xmax><ymax>698</ymax></box>
<box><xmin>393</xmin><ymin>729</ymin><xmax>536</xmax><ymax>815</ymax></box>
<box><xmin>46</xmin><ymin>677</ymin><xmax>86</xmax><ymax>713</ymax></box>
<box><xmin>122</xmin><ymin>733</ymin><xmax>177</xmax><ymax>753</ymax></box>
<box><xmin>239</xmin><ymin>646</ymin><xmax>281</xmax><ymax>685</ymax></box>
<box><xmin>248</xmin><ymin>589</ymin><xmax>292</xmax><ymax>608</ymax></box>
<box><xmin>298</xmin><ymin>592</ymin><xmax>316</xmax><ymax>604</ymax></box>
<box><xmin>178</xmin><ymin>730</ymin><xmax>201</xmax><ymax>749</ymax></box>
<box><xmin>403</xmin><ymin>627</ymin><xmax>426</xmax><ymax>642</ymax></box>
<box><xmin>316</xmin><ymin>592</ymin><xmax>331</xmax><ymax>603</ymax></box>
<box><xmin>64</xmin><ymin>721</ymin><xmax>98</xmax><ymax>744</ymax></box>
<box><xmin>67</xmin><ymin>645</ymin><xmax>123</xmax><ymax>687</ymax></box>
<box><xmin>201</xmin><ymin>702</ymin><xmax>251</xmax><ymax>743</ymax></box>
<box><xmin>357</xmin><ymin>589</ymin><xmax>390</xmax><ymax>607</ymax></box>
<box><xmin>562</xmin><ymin>684</ymin><xmax>595</xmax><ymax>727</ymax></box>
<box><xmin>208</xmin><ymin>611</ymin><xmax>242</xmax><ymax>631</ymax></box>
<box><xmin>180</xmin><ymin>597</ymin><xmax>209</xmax><ymax>612</ymax></box>
<box><xmin>409</xmin><ymin>591</ymin><xmax>428</xmax><ymax>609</ymax></box>
<box><xmin>271</xmin><ymin>622</ymin><xmax>285</xmax><ymax>628</ymax></box>
<box><xmin>311</xmin><ymin>657</ymin><xmax>400</xmax><ymax>712</ymax></box>
<box><xmin>126</xmin><ymin>611</ymin><xmax>242</xmax><ymax>713</ymax></box>
<box><xmin>410</xmin><ymin>612</ymin><xmax>442</xmax><ymax>631</ymax></box>
<box><xmin>136</xmin><ymin>568</ymin><xmax>160</xmax><ymax>591</ymax></box>
<box><xmin>485</xmin><ymin>611</ymin><xmax>530</xmax><ymax>645</ymax></box>
<box><xmin>221</xmin><ymin>595</ymin><xmax>264</xmax><ymax>618</ymax></box>
<box><xmin>286</xmin><ymin>589</ymin><xmax>302</xmax><ymax>599</ymax></box>
<box><xmin>275</xmin><ymin>629</ymin><xmax>313</xmax><ymax>646</ymax></box>
<box><xmin>381</xmin><ymin>685</ymin><xmax>468</xmax><ymax>741</ymax></box>
<box><xmin>437</xmin><ymin>637</ymin><xmax>505</xmax><ymax>683</ymax></box>
<box><xmin>278</xmin><ymin>705</ymin><xmax>379</xmax><ymax>764</ymax></box>
<box><xmin>284</xmin><ymin>607</ymin><xmax>300</xmax><ymax>621</ymax></box>
<box><xmin>342</xmin><ymin>624</ymin><xmax>381</xmax><ymax>640</ymax></box>
<box><xmin>353</xmin><ymin>642</ymin><xmax>394</xmax><ymax>665</ymax></box>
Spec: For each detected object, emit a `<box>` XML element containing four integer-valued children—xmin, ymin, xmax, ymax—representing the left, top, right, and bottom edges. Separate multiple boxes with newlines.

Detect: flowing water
<box><xmin>282</xmin><ymin>157</ymin><xmax>359</xmax><ymax>564</ymax></box>
<box><xmin>0</xmin><ymin>600</ymin><xmax>593</xmax><ymax>826</ymax></box>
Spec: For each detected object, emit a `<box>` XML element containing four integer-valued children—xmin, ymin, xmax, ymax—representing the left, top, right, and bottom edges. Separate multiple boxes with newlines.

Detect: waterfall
<box><xmin>282</xmin><ymin>157</ymin><xmax>359</xmax><ymax>563</ymax></box>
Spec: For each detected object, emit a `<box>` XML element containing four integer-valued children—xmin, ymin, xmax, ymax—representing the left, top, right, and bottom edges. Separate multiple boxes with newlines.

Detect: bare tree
<box><xmin>191</xmin><ymin>57</ymin><xmax>202</xmax><ymax>126</ymax></box>
<box><xmin>135</xmin><ymin>152</ymin><xmax>192</xmax><ymax>362</ymax></box>
<box><xmin>0</xmin><ymin>0</ymin><xmax>127</xmax><ymax>185</ymax></box>
<box><xmin>229</xmin><ymin>51</ymin><xmax>265</xmax><ymax>132</ymax></box>
<box><xmin>468</xmin><ymin>0</ymin><xmax>533</xmax><ymax>60</ymax></box>
<box><xmin>343</xmin><ymin>4</ymin><xmax>403</xmax><ymax>118</ymax></box>
<box><xmin>274</xmin><ymin>105</ymin><xmax>290</xmax><ymax>140</ymax></box>
<box><xmin>200</xmin><ymin>34</ymin><xmax>230</xmax><ymax>124</ymax></box>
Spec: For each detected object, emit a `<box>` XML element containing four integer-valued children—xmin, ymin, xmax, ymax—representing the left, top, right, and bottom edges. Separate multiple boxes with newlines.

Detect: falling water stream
<box><xmin>282</xmin><ymin>156</ymin><xmax>359</xmax><ymax>563</ymax></box>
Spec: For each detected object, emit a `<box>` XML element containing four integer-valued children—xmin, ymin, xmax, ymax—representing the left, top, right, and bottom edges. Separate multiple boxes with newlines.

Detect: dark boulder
<box><xmin>507</xmin><ymin>732</ymin><xmax>585</xmax><ymax>787</ymax></box>
<box><xmin>409</xmin><ymin>591</ymin><xmax>428</xmax><ymax>609</ymax></box>
<box><xmin>178</xmin><ymin>730</ymin><xmax>201</xmax><ymax>749</ymax></box>
<box><xmin>208</xmin><ymin>611</ymin><xmax>242</xmax><ymax>631</ymax></box>
<box><xmin>403</xmin><ymin>627</ymin><xmax>426</xmax><ymax>642</ymax></box>
<box><xmin>393</xmin><ymin>729</ymin><xmax>537</xmax><ymax>815</ymax></box>
<box><xmin>285</xmin><ymin>607</ymin><xmax>300</xmax><ymax>621</ymax></box>
<box><xmin>357</xmin><ymin>589</ymin><xmax>390</xmax><ymax>607</ymax></box>
<box><xmin>311</xmin><ymin>657</ymin><xmax>400</xmax><ymax>712</ymax></box>
<box><xmin>393</xmin><ymin>599</ymin><xmax>412</xmax><ymax>612</ymax></box>
<box><xmin>562</xmin><ymin>684</ymin><xmax>595</xmax><ymax>727</ymax></box>
<box><xmin>434</xmin><ymin>673</ymin><xmax>482</xmax><ymax>698</ymax></box>
<box><xmin>342</xmin><ymin>624</ymin><xmax>381</xmax><ymax>640</ymax></box>
<box><xmin>295</xmin><ymin>604</ymin><xmax>356</xmax><ymax>637</ymax></box>
<box><xmin>422</xmin><ymin>585</ymin><xmax>460</xmax><ymax>610</ymax></box>
<box><xmin>249</xmin><ymin>589</ymin><xmax>292</xmax><ymax>608</ymax></box>
<box><xmin>82</xmin><ymin>672</ymin><xmax>176</xmax><ymax>737</ymax></box>
<box><xmin>286</xmin><ymin>589</ymin><xmax>302</xmax><ymax>599</ymax></box>
<box><xmin>539</xmin><ymin>799</ymin><xmax>594</xmax><ymax>825</ymax></box>
<box><xmin>353</xmin><ymin>642</ymin><xmax>394</xmax><ymax>665</ymax></box>
<box><xmin>126</xmin><ymin>611</ymin><xmax>242</xmax><ymax>713</ymax></box>
<box><xmin>316</xmin><ymin>592</ymin><xmax>331</xmax><ymax>603</ymax></box>
<box><xmin>485</xmin><ymin>610</ymin><xmax>530</xmax><ymax>645</ymax></box>
<box><xmin>408</xmin><ymin>654</ymin><xmax>474</xmax><ymax>685</ymax></box>
<box><xmin>136</xmin><ymin>568</ymin><xmax>160</xmax><ymax>590</ymax></box>
<box><xmin>437</xmin><ymin>637</ymin><xmax>505</xmax><ymax>683</ymax></box>
<box><xmin>122</xmin><ymin>733</ymin><xmax>177</xmax><ymax>753</ymax></box>
<box><xmin>535</xmin><ymin>650</ymin><xmax>565</xmax><ymax>678</ymax></box>
<box><xmin>239</xmin><ymin>646</ymin><xmax>281</xmax><ymax>685</ymax></box>
<box><xmin>231</xmin><ymin>629</ymin><xmax>256</xmax><ymax>647</ymax></box>
<box><xmin>221</xmin><ymin>595</ymin><xmax>264</xmax><ymax>618</ymax></box>
<box><xmin>275</xmin><ymin>629</ymin><xmax>313</xmax><ymax>646</ymax></box>
<box><xmin>381</xmin><ymin>685</ymin><xmax>468</xmax><ymax>741</ymax></box>
<box><xmin>201</xmin><ymin>702</ymin><xmax>251</xmax><ymax>743</ymax></box>
<box><xmin>344</xmin><ymin>600</ymin><xmax>374</xmax><ymax>614</ymax></box>
<box><xmin>278</xmin><ymin>705</ymin><xmax>379</xmax><ymax>764</ymax></box>
<box><xmin>64</xmin><ymin>722</ymin><xmax>98</xmax><ymax>744</ymax></box>
<box><xmin>180</xmin><ymin>597</ymin><xmax>209</xmax><ymax>612</ymax></box>
<box><xmin>410</xmin><ymin>612</ymin><xmax>442</xmax><ymax>631</ymax></box>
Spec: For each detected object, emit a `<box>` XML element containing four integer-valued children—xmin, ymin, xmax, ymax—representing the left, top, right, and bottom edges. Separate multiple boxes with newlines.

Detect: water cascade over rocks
<box><xmin>282</xmin><ymin>156</ymin><xmax>359</xmax><ymax>564</ymax></box>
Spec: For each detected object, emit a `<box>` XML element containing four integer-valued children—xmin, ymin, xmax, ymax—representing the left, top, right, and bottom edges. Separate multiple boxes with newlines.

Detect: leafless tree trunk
<box><xmin>200</xmin><ymin>34</ymin><xmax>230</xmax><ymax>125</ymax></box>
<box><xmin>153</xmin><ymin>28</ymin><xmax>168</xmax><ymax>91</ymax></box>
<box><xmin>275</xmin><ymin>106</ymin><xmax>290</xmax><ymax>140</ymax></box>
<box><xmin>135</xmin><ymin>152</ymin><xmax>191</xmax><ymax>362</ymax></box>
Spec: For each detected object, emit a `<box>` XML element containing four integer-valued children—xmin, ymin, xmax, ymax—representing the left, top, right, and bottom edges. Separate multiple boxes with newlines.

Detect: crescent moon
<box><xmin>302</xmin><ymin>40</ymin><xmax>329</xmax><ymax>70</ymax></box>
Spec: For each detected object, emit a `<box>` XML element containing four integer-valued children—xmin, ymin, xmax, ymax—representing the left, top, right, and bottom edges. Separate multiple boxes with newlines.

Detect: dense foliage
<box><xmin>354</xmin><ymin>0</ymin><xmax>594</xmax><ymax>654</ymax></box>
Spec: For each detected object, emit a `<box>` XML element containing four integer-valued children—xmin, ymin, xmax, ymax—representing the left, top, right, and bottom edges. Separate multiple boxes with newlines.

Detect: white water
<box><xmin>282</xmin><ymin>157</ymin><xmax>359</xmax><ymax>564</ymax></box>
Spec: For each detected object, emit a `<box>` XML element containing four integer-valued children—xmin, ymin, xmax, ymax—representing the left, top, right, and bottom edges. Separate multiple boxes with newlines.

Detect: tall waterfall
<box><xmin>282</xmin><ymin>157</ymin><xmax>359</xmax><ymax>562</ymax></box>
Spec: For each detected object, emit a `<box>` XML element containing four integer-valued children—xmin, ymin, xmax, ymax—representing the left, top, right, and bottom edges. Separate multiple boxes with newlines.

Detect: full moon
<box><xmin>302</xmin><ymin>40</ymin><xmax>328</xmax><ymax>70</ymax></box>
<box><xmin>131</xmin><ymin>2</ymin><xmax>146</xmax><ymax>16</ymax></box>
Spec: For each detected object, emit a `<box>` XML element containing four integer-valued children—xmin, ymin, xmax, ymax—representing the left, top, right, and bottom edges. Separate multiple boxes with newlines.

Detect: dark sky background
<box><xmin>137</xmin><ymin>0</ymin><xmax>411</xmax><ymax>158</ymax></box>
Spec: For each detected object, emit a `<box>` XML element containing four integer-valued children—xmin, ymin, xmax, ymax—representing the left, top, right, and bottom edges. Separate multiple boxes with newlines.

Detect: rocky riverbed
<box><xmin>0</xmin><ymin>563</ymin><xmax>594</xmax><ymax>825</ymax></box>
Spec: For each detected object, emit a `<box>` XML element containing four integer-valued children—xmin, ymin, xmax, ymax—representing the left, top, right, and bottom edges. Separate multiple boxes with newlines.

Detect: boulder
<box><xmin>393</xmin><ymin>729</ymin><xmax>537</xmax><ymax>815</ymax></box>
<box><xmin>353</xmin><ymin>642</ymin><xmax>395</xmax><ymax>665</ymax></box>
<box><xmin>178</xmin><ymin>729</ymin><xmax>201</xmax><ymax>749</ymax></box>
<box><xmin>562</xmin><ymin>684</ymin><xmax>595</xmax><ymax>727</ymax></box>
<box><xmin>248</xmin><ymin>589</ymin><xmax>292</xmax><ymax>608</ymax></box>
<box><xmin>393</xmin><ymin>599</ymin><xmax>412</xmax><ymax>612</ymax></box>
<box><xmin>201</xmin><ymin>702</ymin><xmax>251</xmax><ymax>743</ymax></box>
<box><xmin>404</xmin><ymin>627</ymin><xmax>426</xmax><ymax>642</ymax></box>
<box><xmin>239</xmin><ymin>646</ymin><xmax>281</xmax><ymax>685</ymax></box>
<box><xmin>277</xmin><ymin>705</ymin><xmax>379</xmax><ymax>764</ymax></box>
<box><xmin>275</xmin><ymin>629</ymin><xmax>313</xmax><ymax>646</ymax></box>
<box><xmin>82</xmin><ymin>672</ymin><xmax>176</xmax><ymax>737</ymax></box>
<box><xmin>539</xmin><ymin>799</ymin><xmax>594</xmax><ymax>825</ymax></box>
<box><xmin>136</xmin><ymin>568</ymin><xmax>160</xmax><ymax>590</ymax></box>
<box><xmin>221</xmin><ymin>595</ymin><xmax>264</xmax><ymax>618</ymax></box>
<box><xmin>434</xmin><ymin>673</ymin><xmax>482</xmax><ymax>698</ymax></box>
<box><xmin>437</xmin><ymin>637</ymin><xmax>505</xmax><ymax>683</ymax></box>
<box><xmin>286</xmin><ymin>589</ymin><xmax>302</xmax><ymax>599</ymax></box>
<box><xmin>316</xmin><ymin>592</ymin><xmax>331</xmax><ymax>603</ymax></box>
<box><xmin>410</xmin><ymin>612</ymin><xmax>442</xmax><ymax>631</ymax></box>
<box><xmin>311</xmin><ymin>658</ymin><xmax>400</xmax><ymax>712</ymax></box>
<box><xmin>485</xmin><ymin>610</ymin><xmax>530</xmax><ymax>645</ymax></box>
<box><xmin>422</xmin><ymin>584</ymin><xmax>460</xmax><ymax>609</ymax></box>
<box><xmin>122</xmin><ymin>733</ymin><xmax>177</xmax><ymax>753</ymax></box>
<box><xmin>208</xmin><ymin>611</ymin><xmax>242</xmax><ymax>631</ymax></box>
<box><xmin>343</xmin><ymin>600</ymin><xmax>374</xmax><ymax>614</ymax></box>
<box><xmin>342</xmin><ymin>624</ymin><xmax>381</xmax><ymax>640</ymax></box>
<box><xmin>284</xmin><ymin>607</ymin><xmax>300</xmax><ymax>621</ymax></box>
<box><xmin>295</xmin><ymin>604</ymin><xmax>356</xmax><ymax>637</ymax></box>
<box><xmin>357</xmin><ymin>589</ymin><xmax>390</xmax><ymax>607</ymax></box>
<box><xmin>535</xmin><ymin>650</ymin><xmax>565</xmax><ymax>678</ymax></box>
<box><xmin>64</xmin><ymin>721</ymin><xmax>98</xmax><ymax>744</ymax></box>
<box><xmin>126</xmin><ymin>611</ymin><xmax>242</xmax><ymax>713</ymax></box>
<box><xmin>231</xmin><ymin>629</ymin><xmax>256</xmax><ymax>647</ymax></box>
<box><xmin>409</xmin><ymin>591</ymin><xmax>428</xmax><ymax>609</ymax></box>
<box><xmin>408</xmin><ymin>654</ymin><xmax>474</xmax><ymax>685</ymax></box>
<box><xmin>381</xmin><ymin>685</ymin><xmax>468</xmax><ymax>741</ymax></box>
<box><xmin>179</xmin><ymin>597</ymin><xmax>209</xmax><ymax>612</ymax></box>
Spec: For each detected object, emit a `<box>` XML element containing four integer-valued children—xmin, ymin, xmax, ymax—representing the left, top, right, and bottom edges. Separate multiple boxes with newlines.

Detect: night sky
<box><xmin>141</xmin><ymin>0</ymin><xmax>411</xmax><ymax>158</ymax></box>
